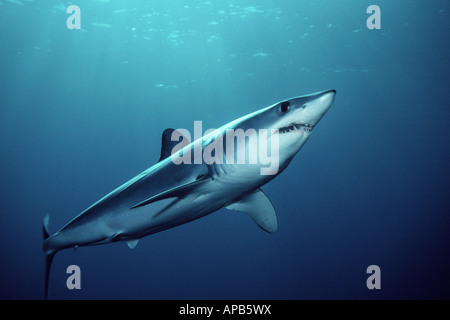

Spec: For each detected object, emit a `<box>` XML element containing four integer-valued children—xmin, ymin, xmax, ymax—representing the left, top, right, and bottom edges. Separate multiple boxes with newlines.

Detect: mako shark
<box><xmin>43</xmin><ymin>89</ymin><xmax>336</xmax><ymax>299</ymax></box>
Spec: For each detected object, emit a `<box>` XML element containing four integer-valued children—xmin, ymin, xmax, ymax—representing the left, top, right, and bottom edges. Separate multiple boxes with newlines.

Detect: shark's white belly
<box><xmin>110</xmin><ymin>176</ymin><xmax>250</xmax><ymax>241</ymax></box>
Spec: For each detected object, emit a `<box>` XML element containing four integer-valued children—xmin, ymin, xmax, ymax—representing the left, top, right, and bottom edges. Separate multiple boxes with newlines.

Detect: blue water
<box><xmin>1</xmin><ymin>0</ymin><xmax>449</xmax><ymax>300</ymax></box>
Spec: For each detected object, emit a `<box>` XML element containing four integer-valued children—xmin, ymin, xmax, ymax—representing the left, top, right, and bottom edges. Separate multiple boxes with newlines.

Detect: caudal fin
<box><xmin>43</xmin><ymin>214</ymin><xmax>56</xmax><ymax>300</ymax></box>
<box><xmin>44</xmin><ymin>251</ymin><xmax>56</xmax><ymax>300</ymax></box>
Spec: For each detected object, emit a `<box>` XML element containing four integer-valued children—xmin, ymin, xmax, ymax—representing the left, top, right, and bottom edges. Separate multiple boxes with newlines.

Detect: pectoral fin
<box><xmin>226</xmin><ymin>188</ymin><xmax>278</xmax><ymax>234</ymax></box>
<box><xmin>131</xmin><ymin>176</ymin><xmax>209</xmax><ymax>209</ymax></box>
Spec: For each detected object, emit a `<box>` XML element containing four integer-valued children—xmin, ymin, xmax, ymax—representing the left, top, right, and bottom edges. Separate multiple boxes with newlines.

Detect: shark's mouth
<box><xmin>278</xmin><ymin>123</ymin><xmax>314</xmax><ymax>134</ymax></box>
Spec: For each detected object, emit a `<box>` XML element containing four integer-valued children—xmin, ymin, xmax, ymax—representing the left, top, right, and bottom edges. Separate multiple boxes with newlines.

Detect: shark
<box><xmin>43</xmin><ymin>89</ymin><xmax>336</xmax><ymax>299</ymax></box>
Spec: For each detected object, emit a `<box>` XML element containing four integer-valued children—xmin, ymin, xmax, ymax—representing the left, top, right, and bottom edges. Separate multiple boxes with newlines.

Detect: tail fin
<box><xmin>44</xmin><ymin>251</ymin><xmax>56</xmax><ymax>300</ymax></box>
<box><xmin>43</xmin><ymin>214</ymin><xmax>50</xmax><ymax>240</ymax></box>
<box><xmin>43</xmin><ymin>214</ymin><xmax>56</xmax><ymax>300</ymax></box>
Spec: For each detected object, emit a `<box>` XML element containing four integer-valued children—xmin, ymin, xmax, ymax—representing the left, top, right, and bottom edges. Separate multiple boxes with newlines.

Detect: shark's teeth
<box><xmin>278</xmin><ymin>123</ymin><xmax>313</xmax><ymax>134</ymax></box>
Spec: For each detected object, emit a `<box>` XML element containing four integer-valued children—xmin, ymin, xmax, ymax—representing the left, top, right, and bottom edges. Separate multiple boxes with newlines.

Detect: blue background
<box><xmin>0</xmin><ymin>0</ymin><xmax>449</xmax><ymax>299</ymax></box>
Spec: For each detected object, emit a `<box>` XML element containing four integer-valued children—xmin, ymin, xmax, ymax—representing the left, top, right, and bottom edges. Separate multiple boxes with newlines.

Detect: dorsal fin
<box><xmin>159</xmin><ymin>128</ymin><xmax>190</xmax><ymax>162</ymax></box>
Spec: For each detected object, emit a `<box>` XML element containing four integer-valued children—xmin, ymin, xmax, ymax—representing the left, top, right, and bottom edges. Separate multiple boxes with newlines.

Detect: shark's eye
<box><xmin>281</xmin><ymin>101</ymin><xmax>290</xmax><ymax>113</ymax></box>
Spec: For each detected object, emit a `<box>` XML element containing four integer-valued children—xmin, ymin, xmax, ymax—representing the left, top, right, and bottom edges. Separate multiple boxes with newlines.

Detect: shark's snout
<box><xmin>318</xmin><ymin>89</ymin><xmax>336</xmax><ymax>106</ymax></box>
<box><xmin>299</xmin><ymin>89</ymin><xmax>336</xmax><ymax>127</ymax></box>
